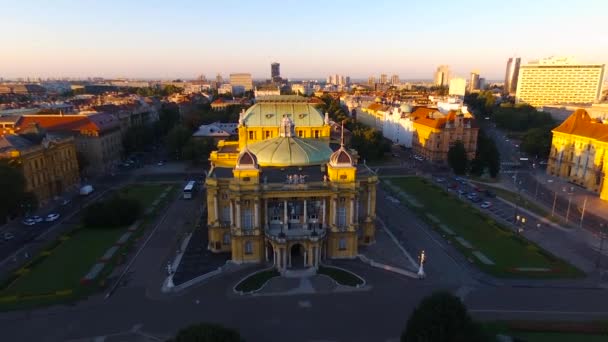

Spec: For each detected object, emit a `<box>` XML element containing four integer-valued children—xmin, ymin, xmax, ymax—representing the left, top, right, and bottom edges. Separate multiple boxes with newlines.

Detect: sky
<box><xmin>1</xmin><ymin>0</ymin><xmax>607</xmax><ymax>80</ymax></box>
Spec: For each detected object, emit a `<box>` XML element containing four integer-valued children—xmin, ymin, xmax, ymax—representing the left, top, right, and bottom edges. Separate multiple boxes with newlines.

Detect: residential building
<box><xmin>193</xmin><ymin>122</ymin><xmax>238</xmax><ymax>142</ymax></box>
<box><xmin>367</xmin><ymin>76</ymin><xmax>376</xmax><ymax>88</ymax></box>
<box><xmin>206</xmin><ymin>95</ymin><xmax>378</xmax><ymax>268</ymax></box>
<box><xmin>218</xmin><ymin>84</ymin><xmax>233</xmax><ymax>95</ymax></box>
<box><xmin>210</xmin><ymin>98</ymin><xmax>250</xmax><ymax>111</ymax></box>
<box><xmin>291</xmin><ymin>83</ymin><xmax>313</xmax><ymax>96</ymax></box>
<box><xmin>230</xmin><ymin>73</ymin><xmax>253</xmax><ymax>92</ymax></box>
<box><xmin>547</xmin><ymin>109</ymin><xmax>608</xmax><ymax>200</ymax></box>
<box><xmin>382</xmin><ymin>104</ymin><xmax>415</xmax><ymax>147</ymax></box>
<box><xmin>504</xmin><ymin>57</ymin><xmax>521</xmax><ymax>96</ymax></box>
<box><xmin>254</xmin><ymin>86</ymin><xmax>281</xmax><ymax>98</ymax></box>
<box><xmin>391</xmin><ymin>74</ymin><xmax>400</xmax><ymax>85</ymax></box>
<box><xmin>448</xmin><ymin>78</ymin><xmax>466</xmax><ymax>96</ymax></box>
<box><xmin>271</xmin><ymin>62</ymin><xmax>281</xmax><ymax>83</ymax></box>
<box><xmin>516</xmin><ymin>56</ymin><xmax>605</xmax><ymax>107</ymax></box>
<box><xmin>469</xmin><ymin>71</ymin><xmax>480</xmax><ymax>92</ymax></box>
<box><xmin>0</xmin><ymin>132</ymin><xmax>79</xmax><ymax>205</ymax></box>
<box><xmin>434</xmin><ymin>65</ymin><xmax>451</xmax><ymax>87</ymax></box>
<box><xmin>15</xmin><ymin>113</ymin><xmax>122</xmax><ymax>175</ymax></box>
<box><xmin>380</xmin><ymin>74</ymin><xmax>388</xmax><ymax>84</ymax></box>
<box><xmin>411</xmin><ymin>107</ymin><xmax>478</xmax><ymax>163</ymax></box>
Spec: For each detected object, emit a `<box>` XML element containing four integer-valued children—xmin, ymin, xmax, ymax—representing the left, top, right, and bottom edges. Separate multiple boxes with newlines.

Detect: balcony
<box><xmin>265</xmin><ymin>223</ymin><xmax>326</xmax><ymax>242</ymax></box>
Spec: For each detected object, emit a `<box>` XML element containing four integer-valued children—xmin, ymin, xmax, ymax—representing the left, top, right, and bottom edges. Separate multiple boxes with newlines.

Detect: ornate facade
<box><xmin>547</xmin><ymin>109</ymin><xmax>608</xmax><ymax>200</ymax></box>
<box><xmin>206</xmin><ymin>96</ymin><xmax>378</xmax><ymax>271</ymax></box>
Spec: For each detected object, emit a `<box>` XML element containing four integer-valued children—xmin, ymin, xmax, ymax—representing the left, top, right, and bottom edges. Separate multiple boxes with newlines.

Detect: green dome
<box><xmin>246</xmin><ymin>137</ymin><xmax>332</xmax><ymax>167</ymax></box>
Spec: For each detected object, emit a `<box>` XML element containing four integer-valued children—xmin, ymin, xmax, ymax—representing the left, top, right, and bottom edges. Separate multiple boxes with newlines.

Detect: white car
<box><xmin>45</xmin><ymin>213</ymin><xmax>60</xmax><ymax>222</ymax></box>
<box><xmin>22</xmin><ymin>218</ymin><xmax>37</xmax><ymax>226</ymax></box>
<box><xmin>480</xmin><ymin>201</ymin><xmax>492</xmax><ymax>209</ymax></box>
<box><xmin>31</xmin><ymin>215</ymin><xmax>43</xmax><ymax>223</ymax></box>
<box><xmin>3</xmin><ymin>232</ymin><xmax>14</xmax><ymax>241</ymax></box>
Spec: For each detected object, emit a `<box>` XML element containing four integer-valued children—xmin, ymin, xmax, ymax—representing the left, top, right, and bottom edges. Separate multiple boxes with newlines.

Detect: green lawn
<box><xmin>318</xmin><ymin>266</ymin><xmax>363</xmax><ymax>286</ymax></box>
<box><xmin>388</xmin><ymin>177</ymin><xmax>582</xmax><ymax>278</ymax></box>
<box><xmin>0</xmin><ymin>183</ymin><xmax>173</xmax><ymax>309</ymax></box>
<box><xmin>235</xmin><ymin>269</ymin><xmax>280</xmax><ymax>292</ymax></box>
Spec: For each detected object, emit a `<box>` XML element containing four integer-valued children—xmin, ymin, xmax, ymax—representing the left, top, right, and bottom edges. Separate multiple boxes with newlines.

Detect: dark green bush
<box><xmin>83</xmin><ymin>195</ymin><xmax>142</xmax><ymax>228</ymax></box>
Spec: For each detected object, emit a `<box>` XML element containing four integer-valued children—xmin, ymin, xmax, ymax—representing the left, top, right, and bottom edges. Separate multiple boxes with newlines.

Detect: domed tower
<box><xmin>233</xmin><ymin>147</ymin><xmax>260</xmax><ymax>183</ymax></box>
<box><xmin>327</xmin><ymin>123</ymin><xmax>356</xmax><ymax>182</ymax></box>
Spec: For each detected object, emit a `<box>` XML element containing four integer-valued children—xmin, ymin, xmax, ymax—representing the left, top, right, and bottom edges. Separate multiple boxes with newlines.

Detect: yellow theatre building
<box><xmin>205</xmin><ymin>96</ymin><xmax>378</xmax><ymax>271</ymax></box>
<box><xmin>548</xmin><ymin>109</ymin><xmax>608</xmax><ymax>200</ymax></box>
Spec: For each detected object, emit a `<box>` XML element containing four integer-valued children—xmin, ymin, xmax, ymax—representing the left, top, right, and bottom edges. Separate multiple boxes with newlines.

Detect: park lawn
<box><xmin>235</xmin><ymin>269</ymin><xmax>280</xmax><ymax>292</ymax></box>
<box><xmin>389</xmin><ymin>177</ymin><xmax>581</xmax><ymax>278</ymax></box>
<box><xmin>119</xmin><ymin>183</ymin><xmax>170</xmax><ymax>208</ymax></box>
<box><xmin>318</xmin><ymin>266</ymin><xmax>363</xmax><ymax>286</ymax></box>
<box><xmin>2</xmin><ymin>228</ymin><xmax>124</xmax><ymax>295</ymax></box>
<box><xmin>0</xmin><ymin>183</ymin><xmax>173</xmax><ymax>309</ymax></box>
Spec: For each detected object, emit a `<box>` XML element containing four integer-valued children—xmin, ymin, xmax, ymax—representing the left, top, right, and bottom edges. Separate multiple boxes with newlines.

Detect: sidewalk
<box><xmin>533</xmin><ymin>170</ymin><xmax>608</xmax><ymax>222</ymax></box>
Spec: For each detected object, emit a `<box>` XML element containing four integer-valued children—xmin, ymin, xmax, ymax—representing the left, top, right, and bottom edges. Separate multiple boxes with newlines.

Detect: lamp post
<box><xmin>417</xmin><ymin>250</ymin><xmax>426</xmax><ymax>279</ymax></box>
<box><xmin>516</xmin><ymin>215</ymin><xmax>526</xmax><ymax>234</ymax></box>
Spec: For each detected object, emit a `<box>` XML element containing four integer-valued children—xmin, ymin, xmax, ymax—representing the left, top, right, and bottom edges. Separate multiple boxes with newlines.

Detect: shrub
<box><xmin>83</xmin><ymin>195</ymin><xmax>142</xmax><ymax>228</ymax></box>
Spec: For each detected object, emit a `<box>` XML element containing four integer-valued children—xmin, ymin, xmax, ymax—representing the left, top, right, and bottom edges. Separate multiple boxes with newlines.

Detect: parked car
<box><xmin>471</xmin><ymin>196</ymin><xmax>482</xmax><ymax>203</ymax></box>
<box><xmin>435</xmin><ymin>177</ymin><xmax>445</xmax><ymax>183</ymax></box>
<box><xmin>480</xmin><ymin>201</ymin><xmax>493</xmax><ymax>209</ymax></box>
<box><xmin>80</xmin><ymin>185</ymin><xmax>94</xmax><ymax>196</ymax></box>
<box><xmin>45</xmin><ymin>213</ymin><xmax>60</xmax><ymax>222</ymax></box>
<box><xmin>31</xmin><ymin>215</ymin><xmax>43</xmax><ymax>223</ymax></box>
<box><xmin>61</xmin><ymin>198</ymin><xmax>72</xmax><ymax>206</ymax></box>
<box><xmin>448</xmin><ymin>183</ymin><xmax>458</xmax><ymax>189</ymax></box>
<box><xmin>22</xmin><ymin>218</ymin><xmax>37</xmax><ymax>226</ymax></box>
<box><xmin>458</xmin><ymin>189</ymin><xmax>467</xmax><ymax>196</ymax></box>
<box><xmin>3</xmin><ymin>232</ymin><xmax>14</xmax><ymax>241</ymax></box>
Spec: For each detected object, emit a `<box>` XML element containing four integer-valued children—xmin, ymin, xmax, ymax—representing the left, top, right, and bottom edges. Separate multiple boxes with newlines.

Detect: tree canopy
<box><xmin>0</xmin><ymin>160</ymin><xmax>37</xmax><ymax>223</ymax></box>
<box><xmin>447</xmin><ymin>141</ymin><xmax>468</xmax><ymax>175</ymax></box>
<box><xmin>402</xmin><ymin>291</ymin><xmax>486</xmax><ymax>342</ymax></box>
<box><xmin>173</xmin><ymin>323</ymin><xmax>244</xmax><ymax>342</ymax></box>
<box><xmin>492</xmin><ymin>104</ymin><xmax>554</xmax><ymax>132</ymax></box>
<box><xmin>82</xmin><ymin>195</ymin><xmax>141</xmax><ymax>228</ymax></box>
<box><xmin>470</xmin><ymin>129</ymin><xmax>500</xmax><ymax>178</ymax></box>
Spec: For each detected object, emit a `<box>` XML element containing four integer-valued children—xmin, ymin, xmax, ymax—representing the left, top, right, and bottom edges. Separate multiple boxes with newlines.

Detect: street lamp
<box><xmin>516</xmin><ymin>215</ymin><xmax>526</xmax><ymax>234</ymax></box>
<box><xmin>417</xmin><ymin>250</ymin><xmax>426</xmax><ymax>279</ymax></box>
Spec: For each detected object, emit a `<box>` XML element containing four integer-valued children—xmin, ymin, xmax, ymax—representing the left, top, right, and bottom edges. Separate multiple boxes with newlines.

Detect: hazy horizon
<box><xmin>2</xmin><ymin>0</ymin><xmax>607</xmax><ymax>80</ymax></box>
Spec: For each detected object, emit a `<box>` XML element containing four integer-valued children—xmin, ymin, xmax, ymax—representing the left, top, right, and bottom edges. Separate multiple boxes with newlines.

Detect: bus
<box><xmin>183</xmin><ymin>181</ymin><xmax>196</xmax><ymax>199</ymax></box>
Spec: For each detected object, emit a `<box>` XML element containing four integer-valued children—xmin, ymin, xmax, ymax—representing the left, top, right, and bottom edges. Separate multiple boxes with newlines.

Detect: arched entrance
<box><xmin>290</xmin><ymin>244</ymin><xmax>305</xmax><ymax>269</ymax></box>
<box><xmin>266</xmin><ymin>243</ymin><xmax>274</xmax><ymax>265</ymax></box>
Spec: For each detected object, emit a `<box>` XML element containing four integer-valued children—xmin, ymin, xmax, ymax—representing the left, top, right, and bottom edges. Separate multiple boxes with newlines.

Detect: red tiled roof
<box><xmin>553</xmin><ymin>109</ymin><xmax>608</xmax><ymax>142</ymax></box>
<box><xmin>410</xmin><ymin>107</ymin><xmax>446</xmax><ymax>129</ymax></box>
<box><xmin>16</xmin><ymin>113</ymin><xmax>119</xmax><ymax>134</ymax></box>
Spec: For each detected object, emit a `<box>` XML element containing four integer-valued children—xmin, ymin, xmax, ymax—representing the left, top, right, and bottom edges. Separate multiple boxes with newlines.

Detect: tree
<box><xmin>166</xmin><ymin>125</ymin><xmax>193</xmax><ymax>160</ymax></box>
<box><xmin>0</xmin><ymin>160</ymin><xmax>35</xmax><ymax>223</ymax></box>
<box><xmin>183</xmin><ymin>138</ymin><xmax>215</xmax><ymax>165</ymax></box>
<box><xmin>123</xmin><ymin>125</ymin><xmax>155</xmax><ymax>154</ymax></box>
<box><xmin>521</xmin><ymin>125</ymin><xmax>554</xmax><ymax>159</ymax></box>
<box><xmin>402</xmin><ymin>292</ymin><xmax>486</xmax><ymax>342</ymax></box>
<box><xmin>173</xmin><ymin>323</ymin><xmax>244</xmax><ymax>342</ymax></box>
<box><xmin>470</xmin><ymin>129</ymin><xmax>500</xmax><ymax>178</ymax></box>
<box><xmin>448</xmin><ymin>141</ymin><xmax>468</xmax><ymax>175</ymax></box>
<box><xmin>83</xmin><ymin>195</ymin><xmax>141</xmax><ymax>228</ymax></box>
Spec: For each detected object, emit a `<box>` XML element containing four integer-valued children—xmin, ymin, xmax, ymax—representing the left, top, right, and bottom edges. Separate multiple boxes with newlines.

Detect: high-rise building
<box><xmin>368</xmin><ymin>76</ymin><xmax>376</xmax><ymax>87</ymax></box>
<box><xmin>390</xmin><ymin>74</ymin><xmax>400</xmax><ymax>85</ymax></box>
<box><xmin>230</xmin><ymin>73</ymin><xmax>253</xmax><ymax>92</ymax></box>
<box><xmin>448</xmin><ymin>78</ymin><xmax>466</xmax><ymax>96</ymax></box>
<box><xmin>469</xmin><ymin>71</ymin><xmax>480</xmax><ymax>92</ymax></box>
<box><xmin>216</xmin><ymin>73</ymin><xmax>223</xmax><ymax>84</ymax></box>
<box><xmin>434</xmin><ymin>65</ymin><xmax>451</xmax><ymax>87</ymax></box>
<box><xmin>271</xmin><ymin>62</ymin><xmax>281</xmax><ymax>83</ymax></box>
<box><xmin>504</xmin><ymin>57</ymin><xmax>521</xmax><ymax>96</ymax></box>
<box><xmin>380</xmin><ymin>74</ymin><xmax>388</xmax><ymax>84</ymax></box>
<box><xmin>515</xmin><ymin>57</ymin><xmax>605</xmax><ymax>106</ymax></box>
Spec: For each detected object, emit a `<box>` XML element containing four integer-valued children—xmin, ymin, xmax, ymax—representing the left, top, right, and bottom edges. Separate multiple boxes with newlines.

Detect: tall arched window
<box><xmin>244</xmin><ymin>241</ymin><xmax>253</xmax><ymax>254</ymax></box>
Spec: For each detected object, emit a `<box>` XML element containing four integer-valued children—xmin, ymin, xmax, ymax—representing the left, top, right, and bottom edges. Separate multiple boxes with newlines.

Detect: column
<box><xmin>367</xmin><ymin>188</ymin><xmax>372</xmax><ymax>218</ymax></box>
<box><xmin>350</xmin><ymin>197</ymin><xmax>355</xmax><ymax>225</ymax></box>
<box><xmin>265</xmin><ymin>244</ymin><xmax>269</xmax><ymax>262</ymax></box>
<box><xmin>229</xmin><ymin>200</ymin><xmax>234</xmax><ymax>226</ymax></box>
<box><xmin>283</xmin><ymin>199</ymin><xmax>288</xmax><ymax>230</ymax></box>
<box><xmin>213</xmin><ymin>195</ymin><xmax>219</xmax><ymax>224</ymax></box>
<box><xmin>315</xmin><ymin>246</ymin><xmax>320</xmax><ymax>267</ymax></box>
<box><xmin>264</xmin><ymin>199</ymin><xmax>269</xmax><ymax>229</ymax></box>
<box><xmin>302</xmin><ymin>199</ymin><xmax>308</xmax><ymax>229</ymax></box>
<box><xmin>322</xmin><ymin>198</ymin><xmax>326</xmax><ymax>228</ymax></box>
<box><xmin>332</xmin><ymin>197</ymin><xmax>337</xmax><ymax>226</ymax></box>
<box><xmin>254</xmin><ymin>200</ymin><xmax>259</xmax><ymax>229</ymax></box>
<box><xmin>236</xmin><ymin>200</ymin><xmax>241</xmax><ymax>228</ymax></box>
<box><xmin>304</xmin><ymin>249</ymin><xmax>308</xmax><ymax>267</ymax></box>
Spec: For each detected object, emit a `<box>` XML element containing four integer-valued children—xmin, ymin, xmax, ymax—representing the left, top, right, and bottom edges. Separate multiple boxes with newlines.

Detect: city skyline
<box><xmin>1</xmin><ymin>0</ymin><xmax>607</xmax><ymax>79</ymax></box>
